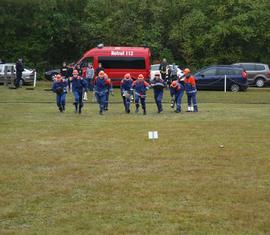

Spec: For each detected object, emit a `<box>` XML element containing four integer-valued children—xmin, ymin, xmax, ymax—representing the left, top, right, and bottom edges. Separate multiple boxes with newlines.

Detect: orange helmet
<box><xmin>138</xmin><ymin>74</ymin><xmax>144</xmax><ymax>80</ymax></box>
<box><xmin>99</xmin><ymin>71</ymin><xmax>105</xmax><ymax>77</ymax></box>
<box><xmin>124</xmin><ymin>73</ymin><xmax>131</xmax><ymax>79</ymax></box>
<box><xmin>183</xmin><ymin>68</ymin><xmax>191</xmax><ymax>75</ymax></box>
<box><xmin>171</xmin><ymin>81</ymin><xmax>178</xmax><ymax>88</ymax></box>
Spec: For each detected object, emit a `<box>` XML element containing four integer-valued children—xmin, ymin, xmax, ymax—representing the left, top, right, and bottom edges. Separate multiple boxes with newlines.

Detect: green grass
<box><xmin>0</xmin><ymin>82</ymin><xmax>270</xmax><ymax>234</ymax></box>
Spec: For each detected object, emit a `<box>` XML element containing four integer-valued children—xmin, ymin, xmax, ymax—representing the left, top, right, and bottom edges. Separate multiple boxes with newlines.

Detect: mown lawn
<box><xmin>0</xmin><ymin>82</ymin><xmax>270</xmax><ymax>234</ymax></box>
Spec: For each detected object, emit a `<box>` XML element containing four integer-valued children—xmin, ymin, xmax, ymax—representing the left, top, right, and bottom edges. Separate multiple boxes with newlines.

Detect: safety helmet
<box><xmin>124</xmin><ymin>73</ymin><xmax>131</xmax><ymax>79</ymax></box>
<box><xmin>171</xmin><ymin>80</ymin><xmax>178</xmax><ymax>88</ymax></box>
<box><xmin>183</xmin><ymin>68</ymin><xmax>191</xmax><ymax>75</ymax></box>
<box><xmin>138</xmin><ymin>74</ymin><xmax>144</xmax><ymax>80</ymax></box>
<box><xmin>98</xmin><ymin>71</ymin><xmax>105</xmax><ymax>77</ymax></box>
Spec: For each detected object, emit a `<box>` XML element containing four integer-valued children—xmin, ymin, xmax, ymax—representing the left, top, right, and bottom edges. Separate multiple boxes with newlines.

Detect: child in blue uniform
<box><xmin>94</xmin><ymin>71</ymin><xmax>111</xmax><ymax>115</ymax></box>
<box><xmin>52</xmin><ymin>74</ymin><xmax>67</xmax><ymax>112</ymax></box>
<box><xmin>170</xmin><ymin>80</ymin><xmax>185</xmax><ymax>113</ymax></box>
<box><xmin>150</xmin><ymin>73</ymin><xmax>166</xmax><ymax>113</ymax></box>
<box><xmin>71</xmin><ymin>69</ymin><xmax>88</xmax><ymax>114</ymax></box>
<box><xmin>131</xmin><ymin>74</ymin><xmax>150</xmax><ymax>115</ymax></box>
<box><xmin>184</xmin><ymin>68</ymin><xmax>198</xmax><ymax>112</ymax></box>
<box><xmin>120</xmin><ymin>73</ymin><xmax>133</xmax><ymax>113</ymax></box>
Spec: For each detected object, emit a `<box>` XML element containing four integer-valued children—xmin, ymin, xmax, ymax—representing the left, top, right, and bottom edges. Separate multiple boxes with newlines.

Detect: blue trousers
<box><xmin>175</xmin><ymin>90</ymin><xmax>184</xmax><ymax>112</ymax></box>
<box><xmin>187</xmin><ymin>92</ymin><xmax>198</xmax><ymax>112</ymax></box>
<box><xmin>154</xmin><ymin>90</ymin><xmax>163</xmax><ymax>111</ymax></box>
<box><xmin>122</xmin><ymin>96</ymin><xmax>131</xmax><ymax>112</ymax></box>
<box><xmin>96</xmin><ymin>92</ymin><xmax>106</xmax><ymax>112</ymax></box>
<box><xmin>135</xmin><ymin>94</ymin><xmax>146</xmax><ymax>110</ymax></box>
<box><xmin>73</xmin><ymin>91</ymin><xmax>83</xmax><ymax>107</ymax></box>
<box><xmin>56</xmin><ymin>93</ymin><xmax>66</xmax><ymax>110</ymax></box>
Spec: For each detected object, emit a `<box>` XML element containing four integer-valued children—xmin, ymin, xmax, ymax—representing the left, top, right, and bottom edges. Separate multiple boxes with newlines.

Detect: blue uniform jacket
<box><xmin>120</xmin><ymin>78</ymin><xmax>133</xmax><ymax>95</ymax></box>
<box><xmin>72</xmin><ymin>77</ymin><xmax>88</xmax><ymax>93</ymax></box>
<box><xmin>132</xmin><ymin>80</ymin><xmax>150</xmax><ymax>96</ymax></box>
<box><xmin>151</xmin><ymin>78</ymin><xmax>166</xmax><ymax>91</ymax></box>
<box><xmin>94</xmin><ymin>77</ymin><xmax>110</xmax><ymax>94</ymax></box>
<box><xmin>52</xmin><ymin>80</ymin><xmax>67</xmax><ymax>93</ymax></box>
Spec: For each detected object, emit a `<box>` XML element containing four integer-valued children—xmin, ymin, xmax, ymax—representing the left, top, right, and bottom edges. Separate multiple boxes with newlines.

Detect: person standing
<box><xmin>75</xmin><ymin>64</ymin><xmax>83</xmax><ymax>76</ymax></box>
<box><xmin>71</xmin><ymin>69</ymin><xmax>88</xmax><ymax>114</ymax></box>
<box><xmin>86</xmin><ymin>63</ymin><xmax>95</xmax><ymax>91</ymax></box>
<box><xmin>184</xmin><ymin>68</ymin><xmax>198</xmax><ymax>112</ymax></box>
<box><xmin>150</xmin><ymin>73</ymin><xmax>166</xmax><ymax>113</ymax></box>
<box><xmin>120</xmin><ymin>73</ymin><xmax>133</xmax><ymax>113</ymax></box>
<box><xmin>15</xmin><ymin>58</ymin><xmax>24</xmax><ymax>88</ymax></box>
<box><xmin>131</xmin><ymin>74</ymin><xmax>150</xmax><ymax>115</ymax></box>
<box><xmin>159</xmin><ymin>58</ymin><xmax>168</xmax><ymax>83</ymax></box>
<box><xmin>60</xmin><ymin>62</ymin><xmax>68</xmax><ymax>79</ymax></box>
<box><xmin>52</xmin><ymin>74</ymin><xmax>67</xmax><ymax>112</ymax></box>
<box><xmin>95</xmin><ymin>63</ymin><xmax>104</xmax><ymax>76</ymax></box>
<box><xmin>94</xmin><ymin>71</ymin><xmax>110</xmax><ymax>115</ymax></box>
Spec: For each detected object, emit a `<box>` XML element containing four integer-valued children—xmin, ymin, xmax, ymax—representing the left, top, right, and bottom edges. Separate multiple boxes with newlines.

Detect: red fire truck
<box><xmin>77</xmin><ymin>45</ymin><xmax>151</xmax><ymax>86</ymax></box>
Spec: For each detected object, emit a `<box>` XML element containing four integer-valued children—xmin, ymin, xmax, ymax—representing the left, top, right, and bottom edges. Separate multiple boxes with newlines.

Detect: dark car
<box><xmin>45</xmin><ymin>69</ymin><xmax>60</xmax><ymax>81</ymax></box>
<box><xmin>194</xmin><ymin>65</ymin><xmax>248</xmax><ymax>92</ymax></box>
<box><xmin>233</xmin><ymin>63</ymin><xmax>270</xmax><ymax>87</ymax></box>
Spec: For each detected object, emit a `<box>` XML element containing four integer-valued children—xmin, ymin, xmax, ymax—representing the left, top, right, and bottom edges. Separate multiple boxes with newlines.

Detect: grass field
<box><xmin>0</xmin><ymin>82</ymin><xmax>270</xmax><ymax>234</ymax></box>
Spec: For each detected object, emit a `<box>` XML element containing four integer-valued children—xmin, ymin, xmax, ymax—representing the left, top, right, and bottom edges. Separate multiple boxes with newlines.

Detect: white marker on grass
<box><xmin>148</xmin><ymin>131</ymin><xmax>158</xmax><ymax>141</ymax></box>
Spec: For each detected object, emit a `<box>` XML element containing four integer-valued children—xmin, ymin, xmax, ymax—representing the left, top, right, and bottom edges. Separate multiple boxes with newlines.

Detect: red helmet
<box><xmin>124</xmin><ymin>73</ymin><xmax>131</xmax><ymax>79</ymax></box>
<box><xmin>184</xmin><ymin>68</ymin><xmax>191</xmax><ymax>75</ymax></box>
<box><xmin>138</xmin><ymin>74</ymin><xmax>144</xmax><ymax>80</ymax></box>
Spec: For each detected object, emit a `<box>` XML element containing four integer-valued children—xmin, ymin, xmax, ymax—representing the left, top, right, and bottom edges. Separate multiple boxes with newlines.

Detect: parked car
<box><xmin>0</xmin><ymin>63</ymin><xmax>35</xmax><ymax>85</ymax></box>
<box><xmin>233</xmin><ymin>63</ymin><xmax>270</xmax><ymax>87</ymax></box>
<box><xmin>45</xmin><ymin>68</ymin><xmax>60</xmax><ymax>81</ymax></box>
<box><xmin>194</xmin><ymin>65</ymin><xmax>248</xmax><ymax>92</ymax></box>
<box><xmin>151</xmin><ymin>64</ymin><xmax>183</xmax><ymax>79</ymax></box>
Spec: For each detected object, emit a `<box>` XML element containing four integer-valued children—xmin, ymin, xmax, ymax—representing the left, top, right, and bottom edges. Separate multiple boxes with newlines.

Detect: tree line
<box><xmin>1</xmin><ymin>0</ymin><xmax>270</xmax><ymax>73</ymax></box>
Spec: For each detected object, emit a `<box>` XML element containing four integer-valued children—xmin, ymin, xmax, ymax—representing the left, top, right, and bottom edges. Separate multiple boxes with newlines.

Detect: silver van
<box><xmin>233</xmin><ymin>63</ymin><xmax>270</xmax><ymax>87</ymax></box>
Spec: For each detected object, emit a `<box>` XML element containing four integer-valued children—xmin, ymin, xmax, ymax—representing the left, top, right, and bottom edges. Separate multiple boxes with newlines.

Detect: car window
<box><xmin>255</xmin><ymin>65</ymin><xmax>265</xmax><ymax>71</ymax></box>
<box><xmin>216</xmin><ymin>68</ymin><xmax>241</xmax><ymax>75</ymax></box>
<box><xmin>242</xmin><ymin>64</ymin><xmax>255</xmax><ymax>71</ymax></box>
<box><xmin>151</xmin><ymin>65</ymin><xmax>159</xmax><ymax>70</ymax></box>
<box><xmin>202</xmin><ymin>68</ymin><xmax>216</xmax><ymax>76</ymax></box>
<box><xmin>5</xmin><ymin>65</ymin><xmax>13</xmax><ymax>73</ymax></box>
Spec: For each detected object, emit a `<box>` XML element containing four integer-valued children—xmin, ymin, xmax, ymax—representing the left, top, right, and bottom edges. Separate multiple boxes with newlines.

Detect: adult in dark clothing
<box><xmin>95</xmin><ymin>63</ymin><xmax>104</xmax><ymax>76</ymax></box>
<box><xmin>67</xmin><ymin>66</ymin><xmax>73</xmax><ymax>92</ymax></box>
<box><xmin>159</xmin><ymin>58</ymin><xmax>168</xmax><ymax>82</ymax></box>
<box><xmin>60</xmin><ymin>62</ymin><xmax>68</xmax><ymax>79</ymax></box>
<box><xmin>75</xmin><ymin>64</ymin><xmax>83</xmax><ymax>76</ymax></box>
<box><xmin>15</xmin><ymin>59</ymin><xmax>24</xmax><ymax>88</ymax></box>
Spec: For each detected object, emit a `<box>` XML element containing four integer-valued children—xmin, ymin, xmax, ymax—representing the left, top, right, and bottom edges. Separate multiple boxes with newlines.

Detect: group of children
<box><xmin>52</xmin><ymin>68</ymin><xmax>198</xmax><ymax>115</ymax></box>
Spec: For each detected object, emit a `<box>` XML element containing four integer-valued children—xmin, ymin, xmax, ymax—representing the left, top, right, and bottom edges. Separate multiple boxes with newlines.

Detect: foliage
<box><xmin>1</xmin><ymin>0</ymin><xmax>270</xmax><ymax>71</ymax></box>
